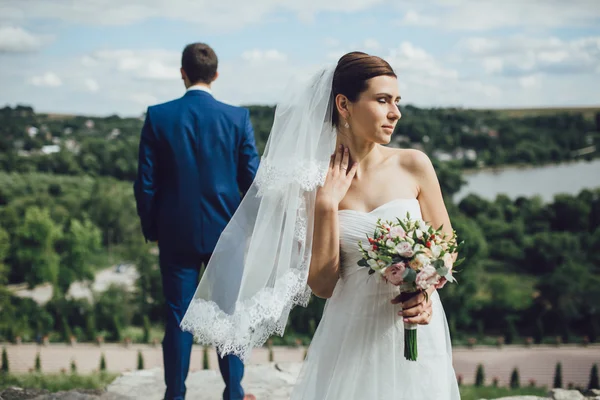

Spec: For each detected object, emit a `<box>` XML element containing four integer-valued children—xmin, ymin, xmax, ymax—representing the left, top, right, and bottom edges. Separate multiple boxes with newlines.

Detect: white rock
<box><xmin>550</xmin><ymin>388</ymin><xmax>585</xmax><ymax>400</ymax></box>
<box><xmin>107</xmin><ymin>363</ymin><xmax>302</xmax><ymax>400</ymax></box>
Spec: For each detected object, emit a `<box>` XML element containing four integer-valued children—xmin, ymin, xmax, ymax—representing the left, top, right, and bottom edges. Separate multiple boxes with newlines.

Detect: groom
<box><xmin>134</xmin><ymin>42</ymin><xmax>259</xmax><ymax>400</ymax></box>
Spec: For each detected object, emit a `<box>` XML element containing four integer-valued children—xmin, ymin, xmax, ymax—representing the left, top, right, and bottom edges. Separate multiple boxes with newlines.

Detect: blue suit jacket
<box><xmin>134</xmin><ymin>90</ymin><xmax>260</xmax><ymax>265</ymax></box>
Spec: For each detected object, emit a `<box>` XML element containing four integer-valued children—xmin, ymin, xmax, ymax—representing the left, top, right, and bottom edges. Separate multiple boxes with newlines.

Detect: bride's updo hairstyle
<box><xmin>331</xmin><ymin>51</ymin><xmax>396</xmax><ymax>127</ymax></box>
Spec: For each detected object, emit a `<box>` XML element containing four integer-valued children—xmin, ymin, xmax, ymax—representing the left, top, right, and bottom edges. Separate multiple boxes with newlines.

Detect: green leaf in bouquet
<box><xmin>379</xmin><ymin>255</ymin><xmax>393</xmax><ymax>264</ymax></box>
<box><xmin>453</xmin><ymin>257</ymin><xmax>465</xmax><ymax>267</ymax></box>
<box><xmin>396</xmin><ymin>218</ymin><xmax>409</xmax><ymax>233</ymax></box>
<box><xmin>433</xmin><ymin>259</ymin><xmax>445</xmax><ymax>270</ymax></box>
<box><xmin>436</xmin><ymin>266</ymin><xmax>449</xmax><ymax>277</ymax></box>
<box><xmin>402</xmin><ymin>268</ymin><xmax>417</xmax><ymax>283</ymax></box>
<box><xmin>357</xmin><ymin>259</ymin><xmax>369</xmax><ymax>268</ymax></box>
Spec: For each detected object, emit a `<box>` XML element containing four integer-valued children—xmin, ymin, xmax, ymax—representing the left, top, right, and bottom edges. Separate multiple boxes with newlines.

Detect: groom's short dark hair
<box><xmin>181</xmin><ymin>43</ymin><xmax>218</xmax><ymax>84</ymax></box>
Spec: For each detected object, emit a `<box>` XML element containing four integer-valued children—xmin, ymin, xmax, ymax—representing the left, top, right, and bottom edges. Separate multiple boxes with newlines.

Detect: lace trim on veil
<box><xmin>254</xmin><ymin>158</ymin><xmax>330</xmax><ymax>196</ymax></box>
<box><xmin>180</xmin><ymin>268</ymin><xmax>312</xmax><ymax>362</ymax></box>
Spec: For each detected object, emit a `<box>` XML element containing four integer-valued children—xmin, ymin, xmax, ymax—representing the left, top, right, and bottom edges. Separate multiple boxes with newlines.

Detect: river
<box><xmin>453</xmin><ymin>158</ymin><xmax>600</xmax><ymax>203</ymax></box>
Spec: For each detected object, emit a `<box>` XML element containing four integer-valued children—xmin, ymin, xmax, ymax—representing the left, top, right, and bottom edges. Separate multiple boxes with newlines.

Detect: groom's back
<box><xmin>146</xmin><ymin>91</ymin><xmax>258</xmax><ymax>264</ymax></box>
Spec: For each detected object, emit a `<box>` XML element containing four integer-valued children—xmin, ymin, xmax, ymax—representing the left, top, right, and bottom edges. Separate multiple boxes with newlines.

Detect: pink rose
<box><xmin>415</xmin><ymin>265</ymin><xmax>440</xmax><ymax>291</ymax></box>
<box><xmin>435</xmin><ymin>276</ymin><xmax>448</xmax><ymax>289</ymax></box>
<box><xmin>383</xmin><ymin>262</ymin><xmax>406</xmax><ymax>285</ymax></box>
<box><xmin>389</xmin><ymin>226</ymin><xmax>406</xmax><ymax>239</ymax></box>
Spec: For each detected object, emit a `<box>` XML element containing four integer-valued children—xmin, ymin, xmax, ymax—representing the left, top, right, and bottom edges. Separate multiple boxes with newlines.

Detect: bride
<box><xmin>181</xmin><ymin>51</ymin><xmax>460</xmax><ymax>399</ymax></box>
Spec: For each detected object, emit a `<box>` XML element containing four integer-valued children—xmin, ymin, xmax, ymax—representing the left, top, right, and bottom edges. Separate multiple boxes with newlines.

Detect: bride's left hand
<box><xmin>391</xmin><ymin>287</ymin><xmax>435</xmax><ymax>325</ymax></box>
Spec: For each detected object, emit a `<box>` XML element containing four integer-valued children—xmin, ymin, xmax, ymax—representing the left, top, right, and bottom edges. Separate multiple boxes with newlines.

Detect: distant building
<box><xmin>64</xmin><ymin>127</ymin><xmax>73</xmax><ymax>135</ymax></box>
<box><xmin>465</xmin><ymin>149</ymin><xmax>477</xmax><ymax>161</ymax></box>
<box><xmin>433</xmin><ymin>151</ymin><xmax>453</xmax><ymax>162</ymax></box>
<box><xmin>85</xmin><ymin>119</ymin><xmax>95</xmax><ymax>129</ymax></box>
<box><xmin>41</xmin><ymin>145</ymin><xmax>60</xmax><ymax>155</ymax></box>
<box><xmin>27</xmin><ymin>126</ymin><xmax>39</xmax><ymax>137</ymax></box>
<box><xmin>108</xmin><ymin>128</ymin><xmax>121</xmax><ymax>140</ymax></box>
<box><xmin>64</xmin><ymin>139</ymin><xmax>80</xmax><ymax>154</ymax></box>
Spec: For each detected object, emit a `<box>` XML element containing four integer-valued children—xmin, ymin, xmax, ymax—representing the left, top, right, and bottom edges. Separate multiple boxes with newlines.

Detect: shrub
<box><xmin>589</xmin><ymin>363</ymin><xmax>599</xmax><ymax>390</ymax></box>
<box><xmin>510</xmin><ymin>368</ymin><xmax>520</xmax><ymax>389</ymax></box>
<box><xmin>553</xmin><ymin>362</ymin><xmax>562</xmax><ymax>388</ymax></box>
<box><xmin>475</xmin><ymin>364</ymin><xmax>485</xmax><ymax>387</ymax></box>
<box><xmin>1</xmin><ymin>347</ymin><xmax>8</xmax><ymax>373</ymax></box>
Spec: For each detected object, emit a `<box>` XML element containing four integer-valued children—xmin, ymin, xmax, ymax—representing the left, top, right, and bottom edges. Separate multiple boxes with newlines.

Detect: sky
<box><xmin>0</xmin><ymin>0</ymin><xmax>599</xmax><ymax>117</ymax></box>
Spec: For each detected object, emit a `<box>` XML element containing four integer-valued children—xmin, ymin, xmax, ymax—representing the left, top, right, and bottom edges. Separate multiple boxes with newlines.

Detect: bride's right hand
<box><xmin>316</xmin><ymin>145</ymin><xmax>358</xmax><ymax>210</ymax></box>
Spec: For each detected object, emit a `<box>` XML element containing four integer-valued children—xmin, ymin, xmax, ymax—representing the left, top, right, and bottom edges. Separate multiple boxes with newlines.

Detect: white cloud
<box><xmin>398</xmin><ymin>10</ymin><xmax>437</xmax><ymax>26</ymax></box>
<box><xmin>432</xmin><ymin>0</ymin><xmax>600</xmax><ymax>31</ymax></box>
<box><xmin>386</xmin><ymin>42</ymin><xmax>459</xmax><ymax>81</ymax></box>
<box><xmin>130</xmin><ymin>93</ymin><xmax>158</xmax><ymax>107</ymax></box>
<box><xmin>28</xmin><ymin>72</ymin><xmax>62</xmax><ymax>87</ymax></box>
<box><xmin>87</xmin><ymin>49</ymin><xmax>181</xmax><ymax>81</ymax></box>
<box><xmin>461</xmin><ymin>36</ymin><xmax>600</xmax><ymax>76</ymax></box>
<box><xmin>0</xmin><ymin>0</ymin><xmax>385</xmax><ymax>31</ymax></box>
<box><xmin>324</xmin><ymin>38</ymin><xmax>340</xmax><ymax>48</ymax></box>
<box><xmin>81</xmin><ymin>55</ymin><xmax>98</xmax><ymax>67</ymax></box>
<box><xmin>84</xmin><ymin>78</ymin><xmax>99</xmax><ymax>92</ymax></box>
<box><xmin>482</xmin><ymin>57</ymin><xmax>503</xmax><ymax>74</ymax></box>
<box><xmin>363</xmin><ymin>39</ymin><xmax>381</xmax><ymax>51</ymax></box>
<box><xmin>0</xmin><ymin>26</ymin><xmax>45</xmax><ymax>52</ymax></box>
<box><xmin>518</xmin><ymin>75</ymin><xmax>540</xmax><ymax>88</ymax></box>
<box><xmin>241</xmin><ymin>49</ymin><xmax>287</xmax><ymax>63</ymax></box>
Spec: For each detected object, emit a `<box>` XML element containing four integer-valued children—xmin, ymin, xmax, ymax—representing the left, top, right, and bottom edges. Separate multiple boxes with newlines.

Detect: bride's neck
<box><xmin>336</xmin><ymin>134</ymin><xmax>381</xmax><ymax>172</ymax></box>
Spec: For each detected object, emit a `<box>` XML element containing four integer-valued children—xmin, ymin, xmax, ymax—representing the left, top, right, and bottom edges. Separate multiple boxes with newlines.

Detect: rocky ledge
<box><xmin>1</xmin><ymin>364</ymin><xmax>599</xmax><ymax>400</ymax></box>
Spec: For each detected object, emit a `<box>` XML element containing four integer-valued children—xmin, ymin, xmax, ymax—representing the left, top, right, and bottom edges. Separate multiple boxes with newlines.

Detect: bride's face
<box><xmin>346</xmin><ymin>75</ymin><xmax>401</xmax><ymax>145</ymax></box>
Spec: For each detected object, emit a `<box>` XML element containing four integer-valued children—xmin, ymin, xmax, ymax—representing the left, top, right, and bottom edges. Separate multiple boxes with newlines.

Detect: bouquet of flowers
<box><xmin>357</xmin><ymin>212</ymin><xmax>464</xmax><ymax>361</ymax></box>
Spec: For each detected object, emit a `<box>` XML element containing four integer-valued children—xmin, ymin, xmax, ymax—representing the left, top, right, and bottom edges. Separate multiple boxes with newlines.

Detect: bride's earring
<box><xmin>344</xmin><ymin>121</ymin><xmax>349</xmax><ymax>129</ymax></box>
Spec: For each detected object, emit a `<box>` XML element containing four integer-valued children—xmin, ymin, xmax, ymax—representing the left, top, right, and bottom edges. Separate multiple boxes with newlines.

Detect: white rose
<box><xmin>417</xmin><ymin>253</ymin><xmax>430</xmax><ymax>266</ymax></box>
<box><xmin>368</xmin><ymin>251</ymin><xmax>378</xmax><ymax>259</ymax></box>
<box><xmin>395</xmin><ymin>242</ymin><xmax>414</xmax><ymax>257</ymax></box>
<box><xmin>443</xmin><ymin>252</ymin><xmax>454</xmax><ymax>270</ymax></box>
<box><xmin>418</xmin><ymin>220</ymin><xmax>429</xmax><ymax>231</ymax></box>
<box><xmin>415</xmin><ymin>229</ymin><xmax>424</xmax><ymax>239</ymax></box>
<box><xmin>431</xmin><ymin>244</ymin><xmax>443</xmax><ymax>258</ymax></box>
<box><xmin>386</xmin><ymin>239</ymin><xmax>395</xmax><ymax>248</ymax></box>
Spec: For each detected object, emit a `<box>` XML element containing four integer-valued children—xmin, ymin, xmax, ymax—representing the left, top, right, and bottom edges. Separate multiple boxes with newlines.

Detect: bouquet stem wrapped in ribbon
<box><xmin>357</xmin><ymin>212</ymin><xmax>464</xmax><ymax>361</ymax></box>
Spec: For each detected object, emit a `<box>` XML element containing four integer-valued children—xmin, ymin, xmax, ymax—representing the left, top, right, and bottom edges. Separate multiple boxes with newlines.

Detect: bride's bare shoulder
<box><xmin>385</xmin><ymin>147</ymin><xmax>433</xmax><ymax>174</ymax></box>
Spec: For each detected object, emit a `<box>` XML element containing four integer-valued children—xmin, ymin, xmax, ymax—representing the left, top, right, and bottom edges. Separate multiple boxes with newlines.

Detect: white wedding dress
<box><xmin>290</xmin><ymin>198</ymin><xmax>461</xmax><ymax>400</ymax></box>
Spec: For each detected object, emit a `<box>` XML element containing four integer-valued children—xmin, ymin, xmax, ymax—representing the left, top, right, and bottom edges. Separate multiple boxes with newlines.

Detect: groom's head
<box><xmin>180</xmin><ymin>43</ymin><xmax>219</xmax><ymax>88</ymax></box>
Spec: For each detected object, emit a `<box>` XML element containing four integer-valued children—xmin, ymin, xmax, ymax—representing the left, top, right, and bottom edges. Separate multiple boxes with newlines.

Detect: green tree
<box><xmin>1</xmin><ymin>347</ymin><xmax>8</xmax><ymax>373</ymax></box>
<box><xmin>57</xmin><ymin>218</ymin><xmax>102</xmax><ymax>293</ymax></box>
<box><xmin>12</xmin><ymin>207</ymin><xmax>62</xmax><ymax>288</ymax></box>
<box><xmin>0</xmin><ymin>227</ymin><xmax>10</xmax><ymax>285</ymax></box>
<box><xmin>589</xmin><ymin>364</ymin><xmax>599</xmax><ymax>390</ymax></box>
<box><xmin>137</xmin><ymin>350</ymin><xmax>144</xmax><ymax>370</ymax></box>
<box><xmin>553</xmin><ymin>362</ymin><xmax>563</xmax><ymax>388</ymax></box>
<box><xmin>99</xmin><ymin>353</ymin><xmax>106</xmax><ymax>371</ymax></box>
<box><xmin>510</xmin><ymin>368</ymin><xmax>520</xmax><ymax>389</ymax></box>
<box><xmin>475</xmin><ymin>364</ymin><xmax>485</xmax><ymax>387</ymax></box>
<box><xmin>142</xmin><ymin>315</ymin><xmax>151</xmax><ymax>344</ymax></box>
